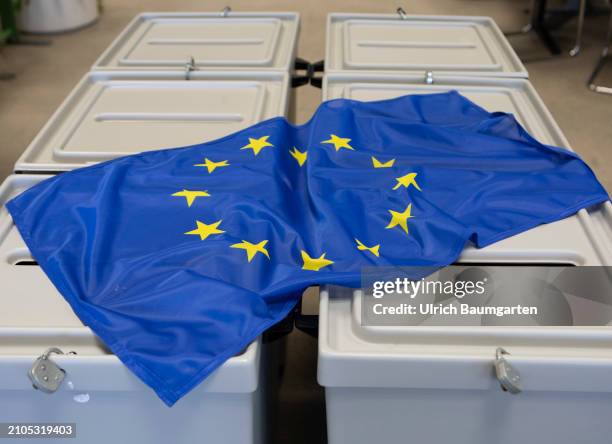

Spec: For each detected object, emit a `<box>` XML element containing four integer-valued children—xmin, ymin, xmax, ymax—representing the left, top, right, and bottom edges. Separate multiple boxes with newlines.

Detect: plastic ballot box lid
<box><xmin>14</xmin><ymin>70</ymin><xmax>289</xmax><ymax>172</ymax></box>
<box><xmin>0</xmin><ymin>174</ymin><xmax>262</xmax><ymax>396</ymax></box>
<box><xmin>93</xmin><ymin>12</ymin><xmax>299</xmax><ymax>71</ymax></box>
<box><xmin>326</xmin><ymin>13</ymin><xmax>527</xmax><ymax>78</ymax></box>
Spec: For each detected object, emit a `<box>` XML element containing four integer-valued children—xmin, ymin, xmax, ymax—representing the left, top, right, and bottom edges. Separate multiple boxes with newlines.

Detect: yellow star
<box><xmin>355</xmin><ymin>238</ymin><xmax>380</xmax><ymax>257</ymax></box>
<box><xmin>241</xmin><ymin>135</ymin><xmax>273</xmax><ymax>156</ymax></box>
<box><xmin>194</xmin><ymin>158</ymin><xmax>229</xmax><ymax>173</ymax></box>
<box><xmin>231</xmin><ymin>239</ymin><xmax>270</xmax><ymax>262</ymax></box>
<box><xmin>289</xmin><ymin>147</ymin><xmax>308</xmax><ymax>166</ymax></box>
<box><xmin>301</xmin><ymin>250</ymin><xmax>334</xmax><ymax>271</ymax></box>
<box><xmin>392</xmin><ymin>173</ymin><xmax>422</xmax><ymax>191</ymax></box>
<box><xmin>372</xmin><ymin>156</ymin><xmax>395</xmax><ymax>168</ymax></box>
<box><xmin>185</xmin><ymin>220</ymin><xmax>225</xmax><ymax>241</ymax></box>
<box><xmin>385</xmin><ymin>203</ymin><xmax>414</xmax><ymax>235</ymax></box>
<box><xmin>321</xmin><ymin>134</ymin><xmax>354</xmax><ymax>151</ymax></box>
<box><xmin>172</xmin><ymin>189</ymin><xmax>210</xmax><ymax>207</ymax></box>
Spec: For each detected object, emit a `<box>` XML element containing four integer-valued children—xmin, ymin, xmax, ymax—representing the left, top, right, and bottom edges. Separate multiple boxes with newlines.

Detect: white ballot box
<box><xmin>318</xmin><ymin>13</ymin><xmax>612</xmax><ymax>444</ymax></box>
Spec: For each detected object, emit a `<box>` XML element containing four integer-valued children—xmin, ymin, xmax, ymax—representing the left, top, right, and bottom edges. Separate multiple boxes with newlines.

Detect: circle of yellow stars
<box><xmin>171</xmin><ymin>134</ymin><xmax>422</xmax><ymax>271</ymax></box>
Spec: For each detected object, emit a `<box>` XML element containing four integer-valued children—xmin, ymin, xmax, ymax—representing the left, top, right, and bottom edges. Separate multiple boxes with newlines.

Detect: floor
<box><xmin>1</xmin><ymin>1</ymin><xmax>611</xmax><ymax>443</ymax></box>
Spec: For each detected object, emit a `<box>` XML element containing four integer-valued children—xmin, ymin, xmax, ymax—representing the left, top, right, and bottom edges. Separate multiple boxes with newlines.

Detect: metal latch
<box><xmin>396</xmin><ymin>7</ymin><xmax>408</xmax><ymax>20</ymax></box>
<box><xmin>425</xmin><ymin>71</ymin><xmax>434</xmax><ymax>85</ymax></box>
<box><xmin>221</xmin><ymin>6</ymin><xmax>231</xmax><ymax>17</ymax></box>
<box><xmin>28</xmin><ymin>347</ymin><xmax>71</xmax><ymax>393</ymax></box>
<box><xmin>494</xmin><ymin>347</ymin><xmax>522</xmax><ymax>394</ymax></box>
<box><xmin>184</xmin><ymin>56</ymin><xmax>198</xmax><ymax>80</ymax></box>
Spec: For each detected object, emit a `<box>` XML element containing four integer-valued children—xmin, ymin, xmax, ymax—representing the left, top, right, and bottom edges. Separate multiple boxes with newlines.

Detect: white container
<box><xmin>0</xmin><ymin>174</ymin><xmax>282</xmax><ymax>444</ymax></box>
<box><xmin>93</xmin><ymin>12</ymin><xmax>299</xmax><ymax>72</ymax></box>
<box><xmin>319</xmin><ymin>282</ymin><xmax>612</xmax><ymax>444</ymax></box>
<box><xmin>326</xmin><ymin>13</ymin><xmax>527</xmax><ymax>78</ymax></box>
<box><xmin>4</xmin><ymin>10</ymin><xmax>294</xmax><ymax>441</ymax></box>
<box><xmin>18</xmin><ymin>0</ymin><xmax>98</xmax><ymax>34</ymax></box>
<box><xmin>319</xmin><ymin>73</ymin><xmax>612</xmax><ymax>444</ymax></box>
<box><xmin>14</xmin><ymin>70</ymin><xmax>290</xmax><ymax>172</ymax></box>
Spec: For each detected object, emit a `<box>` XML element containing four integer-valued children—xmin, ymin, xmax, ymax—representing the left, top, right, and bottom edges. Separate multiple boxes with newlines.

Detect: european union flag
<box><xmin>7</xmin><ymin>92</ymin><xmax>609</xmax><ymax>406</ymax></box>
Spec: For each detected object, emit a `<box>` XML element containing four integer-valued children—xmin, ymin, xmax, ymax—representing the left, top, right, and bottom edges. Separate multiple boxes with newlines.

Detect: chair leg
<box><xmin>587</xmin><ymin>8</ymin><xmax>612</xmax><ymax>94</ymax></box>
<box><xmin>532</xmin><ymin>0</ymin><xmax>562</xmax><ymax>55</ymax></box>
<box><xmin>570</xmin><ymin>0</ymin><xmax>587</xmax><ymax>56</ymax></box>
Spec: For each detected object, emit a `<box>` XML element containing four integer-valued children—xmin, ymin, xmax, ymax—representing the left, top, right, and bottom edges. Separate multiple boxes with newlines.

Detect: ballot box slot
<box><xmin>93</xmin><ymin>12</ymin><xmax>299</xmax><ymax>72</ymax></box>
<box><xmin>325</xmin><ymin>13</ymin><xmax>528</xmax><ymax>78</ymax></box>
<box><xmin>14</xmin><ymin>70</ymin><xmax>290</xmax><ymax>172</ymax></box>
<box><xmin>13</xmin><ymin>260</ymin><xmax>37</xmax><ymax>266</ymax></box>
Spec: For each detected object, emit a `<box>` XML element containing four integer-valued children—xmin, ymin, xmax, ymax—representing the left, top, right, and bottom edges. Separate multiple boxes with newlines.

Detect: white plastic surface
<box><xmin>94</xmin><ymin>12</ymin><xmax>299</xmax><ymax>71</ymax></box>
<box><xmin>0</xmin><ymin>174</ymin><xmax>268</xmax><ymax>444</ymax></box>
<box><xmin>14</xmin><ymin>70</ymin><xmax>289</xmax><ymax>172</ymax></box>
<box><xmin>320</xmin><ymin>288</ymin><xmax>612</xmax><ymax>444</ymax></box>
<box><xmin>320</xmin><ymin>73</ymin><xmax>612</xmax><ymax>444</ymax></box>
<box><xmin>326</xmin><ymin>13</ymin><xmax>527</xmax><ymax>77</ymax></box>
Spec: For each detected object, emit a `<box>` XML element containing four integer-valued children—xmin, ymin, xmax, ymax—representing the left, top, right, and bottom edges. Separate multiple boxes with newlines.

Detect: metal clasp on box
<box><xmin>29</xmin><ymin>347</ymin><xmax>75</xmax><ymax>394</ymax></box>
<box><xmin>184</xmin><ymin>56</ymin><xmax>198</xmax><ymax>80</ymax></box>
<box><xmin>425</xmin><ymin>71</ymin><xmax>434</xmax><ymax>85</ymax></box>
<box><xmin>494</xmin><ymin>347</ymin><xmax>522</xmax><ymax>394</ymax></box>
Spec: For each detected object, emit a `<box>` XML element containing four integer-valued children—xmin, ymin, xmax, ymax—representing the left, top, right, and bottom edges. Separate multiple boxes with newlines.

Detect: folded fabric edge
<box><xmin>474</xmin><ymin>196</ymin><xmax>610</xmax><ymax>249</ymax></box>
<box><xmin>6</xmin><ymin>198</ymin><xmax>299</xmax><ymax>406</ymax></box>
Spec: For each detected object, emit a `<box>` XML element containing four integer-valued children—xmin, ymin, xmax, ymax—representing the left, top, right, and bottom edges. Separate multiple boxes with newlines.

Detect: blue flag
<box><xmin>7</xmin><ymin>92</ymin><xmax>609</xmax><ymax>406</ymax></box>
